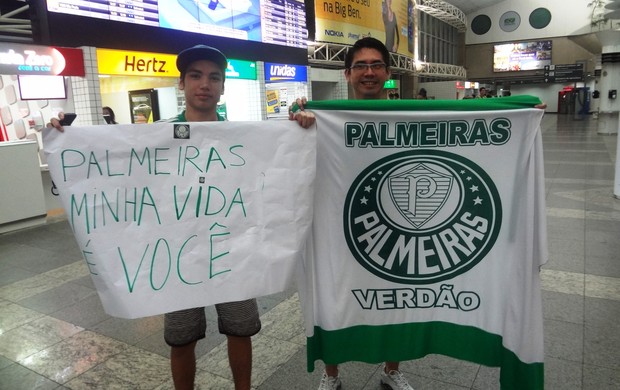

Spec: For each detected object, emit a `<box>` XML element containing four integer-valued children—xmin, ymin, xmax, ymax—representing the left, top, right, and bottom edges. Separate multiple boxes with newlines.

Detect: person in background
<box><xmin>478</xmin><ymin>87</ymin><xmax>488</xmax><ymax>98</ymax></box>
<box><xmin>290</xmin><ymin>36</ymin><xmax>416</xmax><ymax>390</ymax></box>
<box><xmin>416</xmin><ymin>88</ymin><xmax>428</xmax><ymax>99</ymax></box>
<box><xmin>382</xmin><ymin>0</ymin><xmax>400</xmax><ymax>52</ymax></box>
<box><xmin>102</xmin><ymin>106</ymin><xmax>118</xmax><ymax>124</ymax></box>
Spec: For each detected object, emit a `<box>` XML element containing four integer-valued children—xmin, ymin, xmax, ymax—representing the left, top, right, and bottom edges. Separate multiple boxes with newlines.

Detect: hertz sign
<box><xmin>97</xmin><ymin>49</ymin><xmax>257</xmax><ymax>80</ymax></box>
<box><xmin>97</xmin><ymin>48</ymin><xmax>178</xmax><ymax>77</ymax></box>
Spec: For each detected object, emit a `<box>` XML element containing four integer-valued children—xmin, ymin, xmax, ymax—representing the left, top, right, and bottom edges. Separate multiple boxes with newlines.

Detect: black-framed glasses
<box><xmin>349</xmin><ymin>62</ymin><xmax>387</xmax><ymax>72</ymax></box>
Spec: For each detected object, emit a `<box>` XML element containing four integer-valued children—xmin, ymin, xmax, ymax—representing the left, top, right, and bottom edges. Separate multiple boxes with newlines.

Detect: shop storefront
<box><xmin>0</xmin><ymin>43</ymin><xmax>84</xmax><ymax>141</ymax></box>
<box><xmin>96</xmin><ymin>48</ymin><xmax>262</xmax><ymax>123</ymax></box>
<box><xmin>264</xmin><ymin>62</ymin><xmax>308</xmax><ymax>120</ymax></box>
<box><xmin>0</xmin><ymin>42</ymin><xmax>85</xmax><ymax>232</ymax></box>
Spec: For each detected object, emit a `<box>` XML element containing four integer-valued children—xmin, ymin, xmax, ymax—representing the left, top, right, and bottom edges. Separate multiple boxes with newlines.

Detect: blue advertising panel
<box><xmin>264</xmin><ymin>62</ymin><xmax>307</xmax><ymax>83</ymax></box>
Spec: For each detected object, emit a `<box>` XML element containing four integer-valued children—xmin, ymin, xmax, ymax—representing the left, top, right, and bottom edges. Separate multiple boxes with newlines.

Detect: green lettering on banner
<box><xmin>179</xmin><ymin>146</ymin><xmax>201</xmax><ymax>175</ymax></box>
<box><xmin>82</xmin><ymin>240</ymin><xmax>97</xmax><ymax>275</ymax></box>
<box><xmin>117</xmin><ymin>234</ymin><xmax>209</xmax><ymax>293</ymax></box>
<box><xmin>209</xmin><ymin>223</ymin><xmax>231</xmax><ymax>278</ymax></box>
<box><xmin>61</xmin><ymin>149</ymin><xmax>85</xmax><ymax>182</ymax></box>
<box><xmin>118</xmin><ymin>243</ymin><xmax>150</xmax><ymax>293</ymax></box>
<box><xmin>70</xmin><ymin>193</ymin><xmax>90</xmax><ymax>233</ymax></box>
<box><xmin>173</xmin><ymin>185</ymin><xmax>193</xmax><ymax>220</ymax></box>
<box><xmin>448</xmin><ymin>121</ymin><xmax>469</xmax><ymax>145</ymax></box>
<box><xmin>177</xmin><ymin>235</ymin><xmax>202</xmax><ymax>285</ymax></box>
<box><xmin>351</xmin><ymin>286</ymin><xmax>480</xmax><ymax>311</ymax></box>
<box><xmin>344</xmin><ymin>120</ymin><xmax>513</xmax><ymax>148</ymax></box>
<box><xmin>154</xmin><ymin>148</ymin><xmax>171</xmax><ymax>175</ymax></box>
<box><xmin>469</xmin><ymin>120</ymin><xmax>491</xmax><ymax>145</ymax></box>
<box><xmin>205</xmin><ymin>147</ymin><xmax>226</xmax><ymax>173</ymax></box>
<box><xmin>87</xmin><ymin>151</ymin><xmax>104</xmax><ymax>178</ymax></box>
<box><xmin>129</xmin><ymin>148</ymin><xmax>152</xmax><ymax>175</ymax></box>
<box><xmin>227</xmin><ymin>189</ymin><xmax>246</xmax><ymax>217</ymax></box>
<box><xmin>69</xmin><ymin>187</ymin><xmax>161</xmax><ymax>234</ymax></box>
<box><xmin>138</xmin><ymin>187</ymin><xmax>160</xmax><ymax>226</ymax></box>
<box><xmin>228</xmin><ymin>145</ymin><xmax>246</xmax><ymax>166</ymax></box>
<box><xmin>105</xmin><ymin>150</ymin><xmax>124</xmax><ymax>177</ymax></box>
<box><xmin>149</xmin><ymin>238</ymin><xmax>172</xmax><ymax>291</ymax></box>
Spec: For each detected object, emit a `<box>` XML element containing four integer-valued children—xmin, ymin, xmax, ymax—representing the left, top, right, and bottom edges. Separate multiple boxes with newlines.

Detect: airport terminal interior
<box><xmin>1</xmin><ymin>114</ymin><xmax>618</xmax><ymax>389</ymax></box>
<box><xmin>1</xmin><ymin>0</ymin><xmax>620</xmax><ymax>389</ymax></box>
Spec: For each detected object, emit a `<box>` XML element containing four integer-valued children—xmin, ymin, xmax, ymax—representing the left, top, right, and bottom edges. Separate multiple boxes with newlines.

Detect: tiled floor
<box><xmin>1</xmin><ymin>114</ymin><xmax>619</xmax><ymax>389</ymax></box>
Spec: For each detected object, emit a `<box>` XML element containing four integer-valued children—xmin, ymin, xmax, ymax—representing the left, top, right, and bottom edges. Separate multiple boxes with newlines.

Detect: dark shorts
<box><xmin>164</xmin><ymin>298</ymin><xmax>261</xmax><ymax>347</ymax></box>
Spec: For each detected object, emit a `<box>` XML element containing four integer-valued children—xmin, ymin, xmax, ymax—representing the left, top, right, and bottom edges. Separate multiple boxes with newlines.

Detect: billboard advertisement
<box><xmin>493</xmin><ymin>40</ymin><xmax>552</xmax><ymax>72</ymax></box>
<box><xmin>315</xmin><ymin>0</ymin><xmax>414</xmax><ymax>56</ymax></box>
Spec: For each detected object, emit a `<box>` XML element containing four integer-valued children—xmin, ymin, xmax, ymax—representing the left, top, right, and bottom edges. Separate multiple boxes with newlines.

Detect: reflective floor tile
<box><xmin>0</xmin><ymin>300</ymin><xmax>44</xmax><ymax>333</ymax></box>
<box><xmin>64</xmin><ymin>346</ymin><xmax>170</xmax><ymax>389</ymax></box>
<box><xmin>0</xmin><ymin>316</ymin><xmax>82</xmax><ymax>361</ymax></box>
<box><xmin>19</xmin><ymin>330</ymin><xmax>129</xmax><ymax>384</ymax></box>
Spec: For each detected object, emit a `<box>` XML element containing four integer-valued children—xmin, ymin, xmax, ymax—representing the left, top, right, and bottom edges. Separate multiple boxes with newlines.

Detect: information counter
<box><xmin>0</xmin><ymin>140</ymin><xmax>47</xmax><ymax>233</ymax></box>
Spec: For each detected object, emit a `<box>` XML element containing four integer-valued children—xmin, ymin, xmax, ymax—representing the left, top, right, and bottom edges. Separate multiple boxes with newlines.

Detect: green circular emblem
<box><xmin>343</xmin><ymin>150</ymin><xmax>502</xmax><ymax>285</ymax></box>
<box><xmin>529</xmin><ymin>8</ymin><xmax>551</xmax><ymax>29</ymax></box>
<box><xmin>471</xmin><ymin>15</ymin><xmax>492</xmax><ymax>35</ymax></box>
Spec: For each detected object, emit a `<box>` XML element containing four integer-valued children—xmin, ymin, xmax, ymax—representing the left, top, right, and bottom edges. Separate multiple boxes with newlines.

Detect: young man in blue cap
<box><xmin>164</xmin><ymin>44</ymin><xmax>260</xmax><ymax>390</ymax></box>
<box><xmin>49</xmin><ymin>43</ymin><xmax>314</xmax><ymax>390</ymax></box>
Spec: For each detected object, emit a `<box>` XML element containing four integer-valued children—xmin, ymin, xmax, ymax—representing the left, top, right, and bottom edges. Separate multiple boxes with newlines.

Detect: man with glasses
<box><xmin>290</xmin><ymin>37</ymin><xmax>415</xmax><ymax>390</ymax></box>
<box><xmin>291</xmin><ymin>37</ymin><xmax>548</xmax><ymax>390</ymax></box>
<box><xmin>343</xmin><ymin>37</ymin><xmax>392</xmax><ymax>101</ymax></box>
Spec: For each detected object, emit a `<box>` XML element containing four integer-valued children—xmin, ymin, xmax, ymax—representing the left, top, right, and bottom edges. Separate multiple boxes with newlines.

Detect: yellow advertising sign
<box><xmin>315</xmin><ymin>0</ymin><xmax>378</xmax><ymax>24</ymax></box>
<box><xmin>315</xmin><ymin>0</ymin><xmax>414</xmax><ymax>56</ymax></box>
<box><xmin>97</xmin><ymin>48</ymin><xmax>179</xmax><ymax>78</ymax></box>
<box><xmin>266</xmin><ymin>90</ymin><xmax>279</xmax><ymax>114</ymax></box>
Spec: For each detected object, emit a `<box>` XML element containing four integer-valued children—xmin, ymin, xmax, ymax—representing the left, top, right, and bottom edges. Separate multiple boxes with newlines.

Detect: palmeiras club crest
<box><xmin>343</xmin><ymin>150</ymin><xmax>502</xmax><ymax>284</ymax></box>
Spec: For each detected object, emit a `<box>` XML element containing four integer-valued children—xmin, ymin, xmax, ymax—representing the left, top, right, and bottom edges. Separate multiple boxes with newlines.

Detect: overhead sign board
<box><xmin>97</xmin><ymin>49</ymin><xmax>178</xmax><ymax>77</ymax></box>
<box><xmin>97</xmin><ymin>48</ymin><xmax>256</xmax><ymax>80</ymax></box>
<box><xmin>47</xmin><ymin>0</ymin><xmax>307</xmax><ymax>49</ymax></box>
<box><xmin>264</xmin><ymin>62</ymin><xmax>307</xmax><ymax>83</ymax></box>
<box><xmin>544</xmin><ymin>64</ymin><xmax>584</xmax><ymax>83</ymax></box>
<box><xmin>226</xmin><ymin>60</ymin><xmax>257</xmax><ymax>80</ymax></box>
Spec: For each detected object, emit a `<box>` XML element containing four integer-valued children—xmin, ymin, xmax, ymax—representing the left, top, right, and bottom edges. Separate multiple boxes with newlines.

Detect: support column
<box><xmin>616</xmin><ymin>127</ymin><xmax>620</xmax><ymax>198</ymax></box>
<box><xmin>69</xmin><ymin>46</ymin><xmax>105</xmax><ymax>126</ymax></box>
<box><xmin>596</xmin><ymin>31</ymin><xmax>620</xmax><ymax>135</ymax></box>
<box><xmin>595</xmin><ymin>31</ymin><xmax>620</xmax><ymax>198</ymax></box>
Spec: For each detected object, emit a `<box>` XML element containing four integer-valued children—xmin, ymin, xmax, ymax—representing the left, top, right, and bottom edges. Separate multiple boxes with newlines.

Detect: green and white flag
<box><xmin>299</xmin><ymin>96</ymin><xmax>547</xmax><ymax>390</ymax></box>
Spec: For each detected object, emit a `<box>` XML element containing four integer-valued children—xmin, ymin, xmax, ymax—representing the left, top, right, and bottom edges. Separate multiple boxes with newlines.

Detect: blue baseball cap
<box><xmin>176</xmin><ymin>45</ymin><xmax>228</xmax><ymax>76</ymax></box>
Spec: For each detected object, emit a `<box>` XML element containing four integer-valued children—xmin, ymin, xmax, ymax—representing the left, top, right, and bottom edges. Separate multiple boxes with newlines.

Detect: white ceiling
<box><xmin>444</xmin><ymin>0</ymin><xmax>506</xmax><ymax>15</ymax></box>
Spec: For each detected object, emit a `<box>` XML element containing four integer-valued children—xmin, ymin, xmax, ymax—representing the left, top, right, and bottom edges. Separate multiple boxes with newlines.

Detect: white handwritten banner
<box><xmin>299</xmin><ymin>97</ymin><xmax>547</xmax><ymax>390</ymax></box>
<box><xmin>43</xmin><ymin>121</ymin><xmax>315</xmax><ymax>319</ymax></box>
